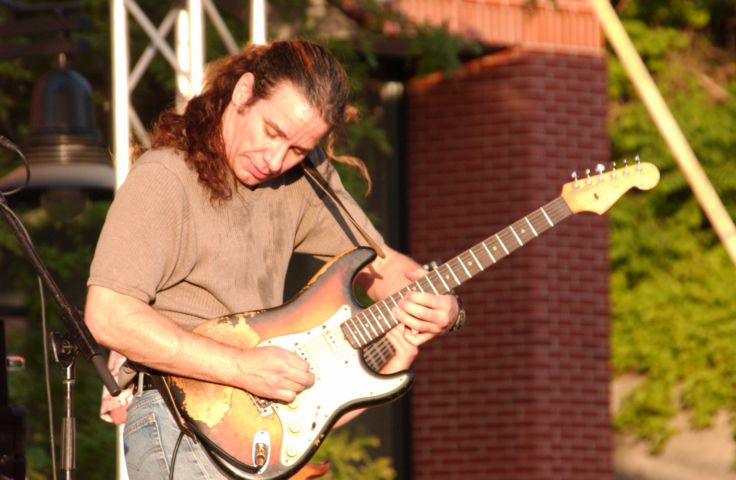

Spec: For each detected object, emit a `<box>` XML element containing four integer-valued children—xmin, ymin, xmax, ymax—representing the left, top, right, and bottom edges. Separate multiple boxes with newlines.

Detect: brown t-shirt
<box><xmin>88</xmin><ymin>148</ymin><xmax>384</xmax><ymax>331</ymax></box>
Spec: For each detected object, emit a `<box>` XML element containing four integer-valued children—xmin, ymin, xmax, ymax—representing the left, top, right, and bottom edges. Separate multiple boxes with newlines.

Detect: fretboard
<box><xmin>341</xmin><ymin>196</ymin><xmax>573</xmax><ymax>349</ymax></box>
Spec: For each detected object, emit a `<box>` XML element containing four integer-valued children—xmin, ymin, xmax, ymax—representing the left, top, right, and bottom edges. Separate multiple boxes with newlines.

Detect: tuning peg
<box><xmin>611</xmin><ymin>161</ymin><xmax>617</xmax><ymax>178</ymax></box>
<box><xmin>571</xmin><ymin>171</ymin><xmax>579</xmax><ymax>188</ymax></box>
<box><xmin>623</xmin><ymin>158</ymin><xmax>630</xmax><ymax>174</ymax></box>
<box><xmin>635</xmin><ymin>154</ymin><xmax>642</xmax><ymax>171</ymax></box>
<box><xmin>596</xmin><ymin>163</ymin><xmax>605</xmax><ymax>181</ymax></box>
<box><xmin>585</xmin><ymin>168</ymin><xmax>592</xmax><ymax>185</ymax></box>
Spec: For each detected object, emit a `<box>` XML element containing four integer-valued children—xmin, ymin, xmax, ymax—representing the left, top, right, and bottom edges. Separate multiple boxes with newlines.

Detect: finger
<box><xmin>403</xmin><ymin>290</ymin><xmax>453</xmax><ymax>310</ymax></box>
<box><xmin>404</xmin><ymin>267</ymin><xmax>427</xmax><ymax>282</ymax></box>
<box><xmin>395</xmin><ymin>312</ymin><xmax>443</xmax><ymax>336</ymax></box>
<box><xmin>273</xmin><ymin>388</ymin><xmax>298</xmax><ymax>403</ymax></box>
<box><xmin>283</xmin><ymin>353</ymin><xmax>311</xmax><ymax>372</ymax></box>
<box><xmin>394</xmin><ymin>302</ymin><xmax>445</xmax><ymax>334</ymax></box>
<box><xmin>284</xmin><ymin>368</ymin><xmax>315</xmax><ymax>388</ymax></box>
<box><xmin>386</xmin><ymin>326</ymin><xmax>419</xmax><ymax>357</ymax></box>
<box><xmin>279</xmin><ymin>376</ymin><xmax>311</xmax><ymax>393</ymax></box>
<box><xmin>402</xmin><ymin>327</ymin><xmax>434</xmax><ymax>347</ymax></box>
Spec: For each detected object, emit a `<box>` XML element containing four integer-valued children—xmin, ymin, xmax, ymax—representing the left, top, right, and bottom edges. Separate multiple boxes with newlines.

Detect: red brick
<box><xmin>406</xmin><ymin>47</ymin><xmax>610</xmax><ymax>479</ymax></box>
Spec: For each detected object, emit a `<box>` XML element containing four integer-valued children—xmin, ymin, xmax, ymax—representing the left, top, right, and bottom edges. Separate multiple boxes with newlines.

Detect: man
<box><xmin>85</xmin><ymin>40</ymin><xmax>460</xmax><ymax>479</ymax></box>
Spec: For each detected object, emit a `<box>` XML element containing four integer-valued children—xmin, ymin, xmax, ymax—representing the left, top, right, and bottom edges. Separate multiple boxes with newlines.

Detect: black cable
<box><xmin>39</xmin><ymin>278</ymin><xmax>58</xmax><ymax>480</ymax></box>
<box><xmin>0</xmin><ymin>135</ymin><xmax>30</xmax><ymax>196</ymax></box>
<box><xmin>169</xmin><ymin>430</ymin><xmax>185</xmax><ymax>480</ymax></box>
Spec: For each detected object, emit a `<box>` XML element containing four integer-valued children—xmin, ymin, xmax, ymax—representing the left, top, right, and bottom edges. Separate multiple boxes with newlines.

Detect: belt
<box><xmin>135</xmin><ymin>373</ymin><xmax>158</xmax><ymax>393</ymax></box>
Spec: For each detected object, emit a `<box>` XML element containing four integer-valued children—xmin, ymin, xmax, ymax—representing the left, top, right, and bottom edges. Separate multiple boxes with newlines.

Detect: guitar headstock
<box><xmin>561</xmin><ymin>158</ymin><xmax>660</xmax><ymax>215</ymax></box>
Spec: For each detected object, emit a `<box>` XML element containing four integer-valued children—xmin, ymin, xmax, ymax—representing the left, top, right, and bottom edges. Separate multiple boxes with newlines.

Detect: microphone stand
<box><xmin>0</xmin><ymin>137</ymin><xmax>120</xmax><ymax>479</ymax></box>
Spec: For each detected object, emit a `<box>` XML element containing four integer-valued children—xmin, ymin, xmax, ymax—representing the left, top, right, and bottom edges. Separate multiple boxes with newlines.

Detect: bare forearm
<box><xmin>86</xmin><ymin>286</ymin><xmax>245</xmax><ymax>386</ymax></box>
<box><xmin>84</xmin><ymin>285</ymin><xmax>313</xmax><ymax>402</ymax></box>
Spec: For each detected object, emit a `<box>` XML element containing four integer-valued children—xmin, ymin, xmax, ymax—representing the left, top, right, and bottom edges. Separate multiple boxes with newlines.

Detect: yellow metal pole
<box><xmin>588</xmin><ymin>0</ymin><xmax>736</xmax><ymax>265</ymax></box>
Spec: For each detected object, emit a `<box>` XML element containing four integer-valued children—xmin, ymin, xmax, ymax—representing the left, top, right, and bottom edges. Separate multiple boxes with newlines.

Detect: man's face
<box><xmin>222</xmin><ymin>75</ymin><xmax>330</xmax><ymax>187</ymax></box>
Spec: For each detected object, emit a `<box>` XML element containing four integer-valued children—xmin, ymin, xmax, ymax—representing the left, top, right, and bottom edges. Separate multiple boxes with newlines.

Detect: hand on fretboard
<box><xmin>362</xmin><ymin>337</ymin><xmax>396</xmax><ymax>372</ymax></box>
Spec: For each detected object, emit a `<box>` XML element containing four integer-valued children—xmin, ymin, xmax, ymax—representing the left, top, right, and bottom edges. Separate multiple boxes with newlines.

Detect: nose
<box><xmin>263</xmin><ymin>143</ymin><xmax>287</xmax><ymax>173</ymax></box>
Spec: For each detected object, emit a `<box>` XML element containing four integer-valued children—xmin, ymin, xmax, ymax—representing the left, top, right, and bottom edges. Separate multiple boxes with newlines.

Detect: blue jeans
<box><xmin>124</xmin><ymin>389</ymin><xmax>229</xmax><ymax>479</ymax></box>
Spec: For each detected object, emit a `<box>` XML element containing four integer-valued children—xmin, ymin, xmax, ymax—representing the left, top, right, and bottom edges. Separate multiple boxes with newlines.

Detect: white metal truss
<box><xmin>110</xmin><ymin>0</ymin><xmax>249</xmax><ymax>188</ymax></box>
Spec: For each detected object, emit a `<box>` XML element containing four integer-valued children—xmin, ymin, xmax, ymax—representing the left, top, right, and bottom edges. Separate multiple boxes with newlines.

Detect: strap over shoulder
<box><xmin>301</xmin><ymin>147</ymin><xmax>386</xmax><ymax>259</ymax></box>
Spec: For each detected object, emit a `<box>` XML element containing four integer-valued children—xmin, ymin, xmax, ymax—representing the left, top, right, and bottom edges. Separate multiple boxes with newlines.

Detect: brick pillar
<box><xmin>406</xmin><ymin>47</ymin><xmax>611</xmax><ymax>479</ymax></box>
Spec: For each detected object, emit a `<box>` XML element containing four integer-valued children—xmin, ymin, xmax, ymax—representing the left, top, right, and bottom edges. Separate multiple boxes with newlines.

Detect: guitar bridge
<box><xmin>249</xmin><ymin>393</ymin><xmax>274</xmax><ymax>417</ymax></box>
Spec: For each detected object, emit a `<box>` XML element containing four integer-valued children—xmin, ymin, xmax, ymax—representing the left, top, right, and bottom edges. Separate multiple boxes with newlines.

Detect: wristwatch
<box><xmin>423</xmin><ymin>259</ymin><xmax>467</xmax><ymax>333</ymax></box>
<box><xmin>448</xmin><ymin>293</ymin><xmax>466</xmax><ymax>332</ymax></box>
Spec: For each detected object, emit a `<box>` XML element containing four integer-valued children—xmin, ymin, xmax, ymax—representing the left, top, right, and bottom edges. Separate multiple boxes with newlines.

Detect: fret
<box><xmin>423</xmin><ymin>276</ymin><xmax>439</xmax><ymax>295</ymax></box>
<box><xmin>513</xmin><ymin>220</ymin><xmax>533</xmax><ymax>243</ymax></box>
<box><xmin>509</xmin><ymin>225</ymin><xmax>523</xmax><ymax>246</ymax></box>
<box><xmin>367</xmin><ymin>309</ymin><xmax>384</xmax><ymax>334</ymax></box>
<box><xmin>352</xmin><ymin>320</ymin><xmax>368</xmax><ymax>345</ymax></box>
<box><xmin>524</xmin><ymin>216</ymin><xmax>538</xmax><ymax>237</ymax></box>
<box><xmin>358</xmin><ymin>316</ymin><xmax>374</xmax><ymax>342</ymax></box>
<box><xmin>375</xmin><ymin>302</ymin><xmax>396</xmax><ymax>329</ymax></box>
<box><xmin>540</xmin><ymin>206</ymin><xmax>554</xmax><ymax>226</ymax></box>
<box><xmin>433</xmin><ymin>270</ymin><xmax>450</xmax><ymax>293</ymax></box>
<box><xmin>367</xmin><ymin>320</ymin><xmax>379</xmax><ymax>339</ymax></box>
<box><xmin>342</xmin><ymin>323</ymin><xmax>360</xmax><ymax>348</ymax></box>
<box><xmin>529</xmin><ymin>211</ymin><xmax>552</xmax><ymax>236</ymax></box>
<box><xmin>469</xmin><ymin>249</ymin><xmax>482</xmax><ymax>269</ymax></box>
<box><xmin>446</xmin><ymin>263</ymin><xmax>461</xmax><ymax>285</ymax></box>
<box><xmin>497</xmin><ymin>230</ymin><xmax>524</xmax><ymax>255</ymax></box>
<box><xmin>461</xmin><ymin>252</ymin><xmax>481</xmax><ymax>274</ymax></box>
<box><xmin>495</xmin><ymin>234</ymin><xmax>509</xmax><ymax>255</ymax></box>
<box><xmin>482</xmin><ymin>241</ymin><xmax>496</xmax><ymax>263</ymax></box>
<box><xmin>548</xmin><ymin>197</ymin><xmax>573</xmax><ymax>224</ymax></box>
<box><xmin>458</xmin><ymin>257</ymin><xmax>472</xmax><ymax>278</ymax></box>
<box><xmin>414</xmin><ymin>282</ymin><xmax>424</xmax><ymax>293</ymax></box>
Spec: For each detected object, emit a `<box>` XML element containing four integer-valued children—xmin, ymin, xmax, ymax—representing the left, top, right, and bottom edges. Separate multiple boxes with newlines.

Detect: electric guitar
<box><xmin>163</xmin><ymin>160</ymin><xmax>660</xmax><ymax>479</ymax></box>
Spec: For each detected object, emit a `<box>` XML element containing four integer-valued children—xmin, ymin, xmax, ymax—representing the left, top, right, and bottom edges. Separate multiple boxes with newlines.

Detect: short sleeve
<box><xmin>88</xmin><ymin>159</ymin><xmax>195</xmax><ymax>303</ymax></box>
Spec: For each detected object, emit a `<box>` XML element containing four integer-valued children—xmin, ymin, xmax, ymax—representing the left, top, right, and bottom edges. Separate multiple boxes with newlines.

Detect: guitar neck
<box><xmin>341</xmin><ymin>196</ymin><xmax>573</xmax><ymax>348</ymax></box>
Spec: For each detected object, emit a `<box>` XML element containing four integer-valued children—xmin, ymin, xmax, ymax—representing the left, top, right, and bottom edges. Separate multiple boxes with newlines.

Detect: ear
<box><xmin>232</xmin><ymin>72</ymin><xmax>255</xmax><ymax>108</ymax></box>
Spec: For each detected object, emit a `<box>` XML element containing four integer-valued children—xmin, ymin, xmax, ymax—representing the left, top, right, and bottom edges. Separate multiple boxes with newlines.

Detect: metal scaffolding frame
<box><xmin>109</xmin><ymin>0</ymin><xmax>247</xmax><ymax>188</ymax></box>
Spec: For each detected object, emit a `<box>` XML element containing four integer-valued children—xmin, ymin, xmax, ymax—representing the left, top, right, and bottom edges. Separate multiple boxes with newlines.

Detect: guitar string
<box><xmin>337</xmin><ymin>197</ymin><xmax>575</xmax><ymax>348</ymax></box>
<box><xmin>254</xmin><ymin>181</ymin><xmax>622</xmax><ymax>406</ymax></box>
<box><xmin>295</xmin><ymin>196</ymin><xmax>576</xmax><ymax>354</ymax></box>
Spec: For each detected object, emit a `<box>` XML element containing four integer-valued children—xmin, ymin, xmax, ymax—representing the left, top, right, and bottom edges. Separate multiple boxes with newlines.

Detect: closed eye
<box><xmin>291</xmin><ymin>146</ymin><xmax>308</xmax><ymax>157</ymax></box>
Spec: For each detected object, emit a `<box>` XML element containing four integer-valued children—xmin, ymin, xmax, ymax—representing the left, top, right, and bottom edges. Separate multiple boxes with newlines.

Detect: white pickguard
<box><xmin>259</xmin><ymin>305</ymin><xmax>411</xmax><ymax>470</ymax></box>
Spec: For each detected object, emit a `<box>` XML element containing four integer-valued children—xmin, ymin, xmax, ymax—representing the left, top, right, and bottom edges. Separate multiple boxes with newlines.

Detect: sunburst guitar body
<box><xmin>165</xmin><ymin>248</ymin><xmax>412</xmax><ymax>479</ymax></box>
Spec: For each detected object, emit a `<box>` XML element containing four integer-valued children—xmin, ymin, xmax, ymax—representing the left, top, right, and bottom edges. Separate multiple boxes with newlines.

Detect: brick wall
<box><xmin>405</xmin><ymin>47</ymin><xmax>611</xmax><ymax>478</ymax></box>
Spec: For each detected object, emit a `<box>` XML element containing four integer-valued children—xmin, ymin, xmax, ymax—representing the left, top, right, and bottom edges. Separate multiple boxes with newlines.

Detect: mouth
<box><xmin>245</xmin><ymin>160</ymin><xmax>270</xmax><ymax>181</ymax></box>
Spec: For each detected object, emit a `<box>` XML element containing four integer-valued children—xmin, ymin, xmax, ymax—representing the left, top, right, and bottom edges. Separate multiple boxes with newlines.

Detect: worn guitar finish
<box><xmin>165</xmin><ymin>161</ymin><xmax>660</xmax><ymax>479</ymax></box>
<box><xmin>166</xmin><ymin>248</ymin><xmax>412</xmax><ymax>479</ymax></box>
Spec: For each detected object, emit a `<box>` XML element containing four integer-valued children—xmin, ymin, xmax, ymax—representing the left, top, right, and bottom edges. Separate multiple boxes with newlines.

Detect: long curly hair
<box><xmin>148</xmin><ymin>40</ymin><xmax>370</xmax><ymax>202</ymax></box>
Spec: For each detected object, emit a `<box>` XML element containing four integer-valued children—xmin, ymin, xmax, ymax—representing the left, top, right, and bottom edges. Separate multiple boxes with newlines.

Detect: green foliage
<box><xmin>409</xmin><ymin>22</ymin><xmax>480</xmax><ymax>77</ymax></box>
<box><xmin>609</xmin><ymin>0</ymin><xmax>736</xmax><ymax>458</ymax></box>
<box><xmin>313</xmin><ymin>429</ymin><xmax>395</xmax><ymax>480</ymax></box>
<box><xmin>2</xmin><ymin>203</ymin><xmax>116</xmax><ymax>479</ymax></box>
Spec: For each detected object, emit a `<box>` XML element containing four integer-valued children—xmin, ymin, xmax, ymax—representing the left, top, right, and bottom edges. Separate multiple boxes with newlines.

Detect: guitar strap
<box><xmin>301</xmin><ymin>148</ymin><xmax>386</xmax><ymax>259</ymax></box>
